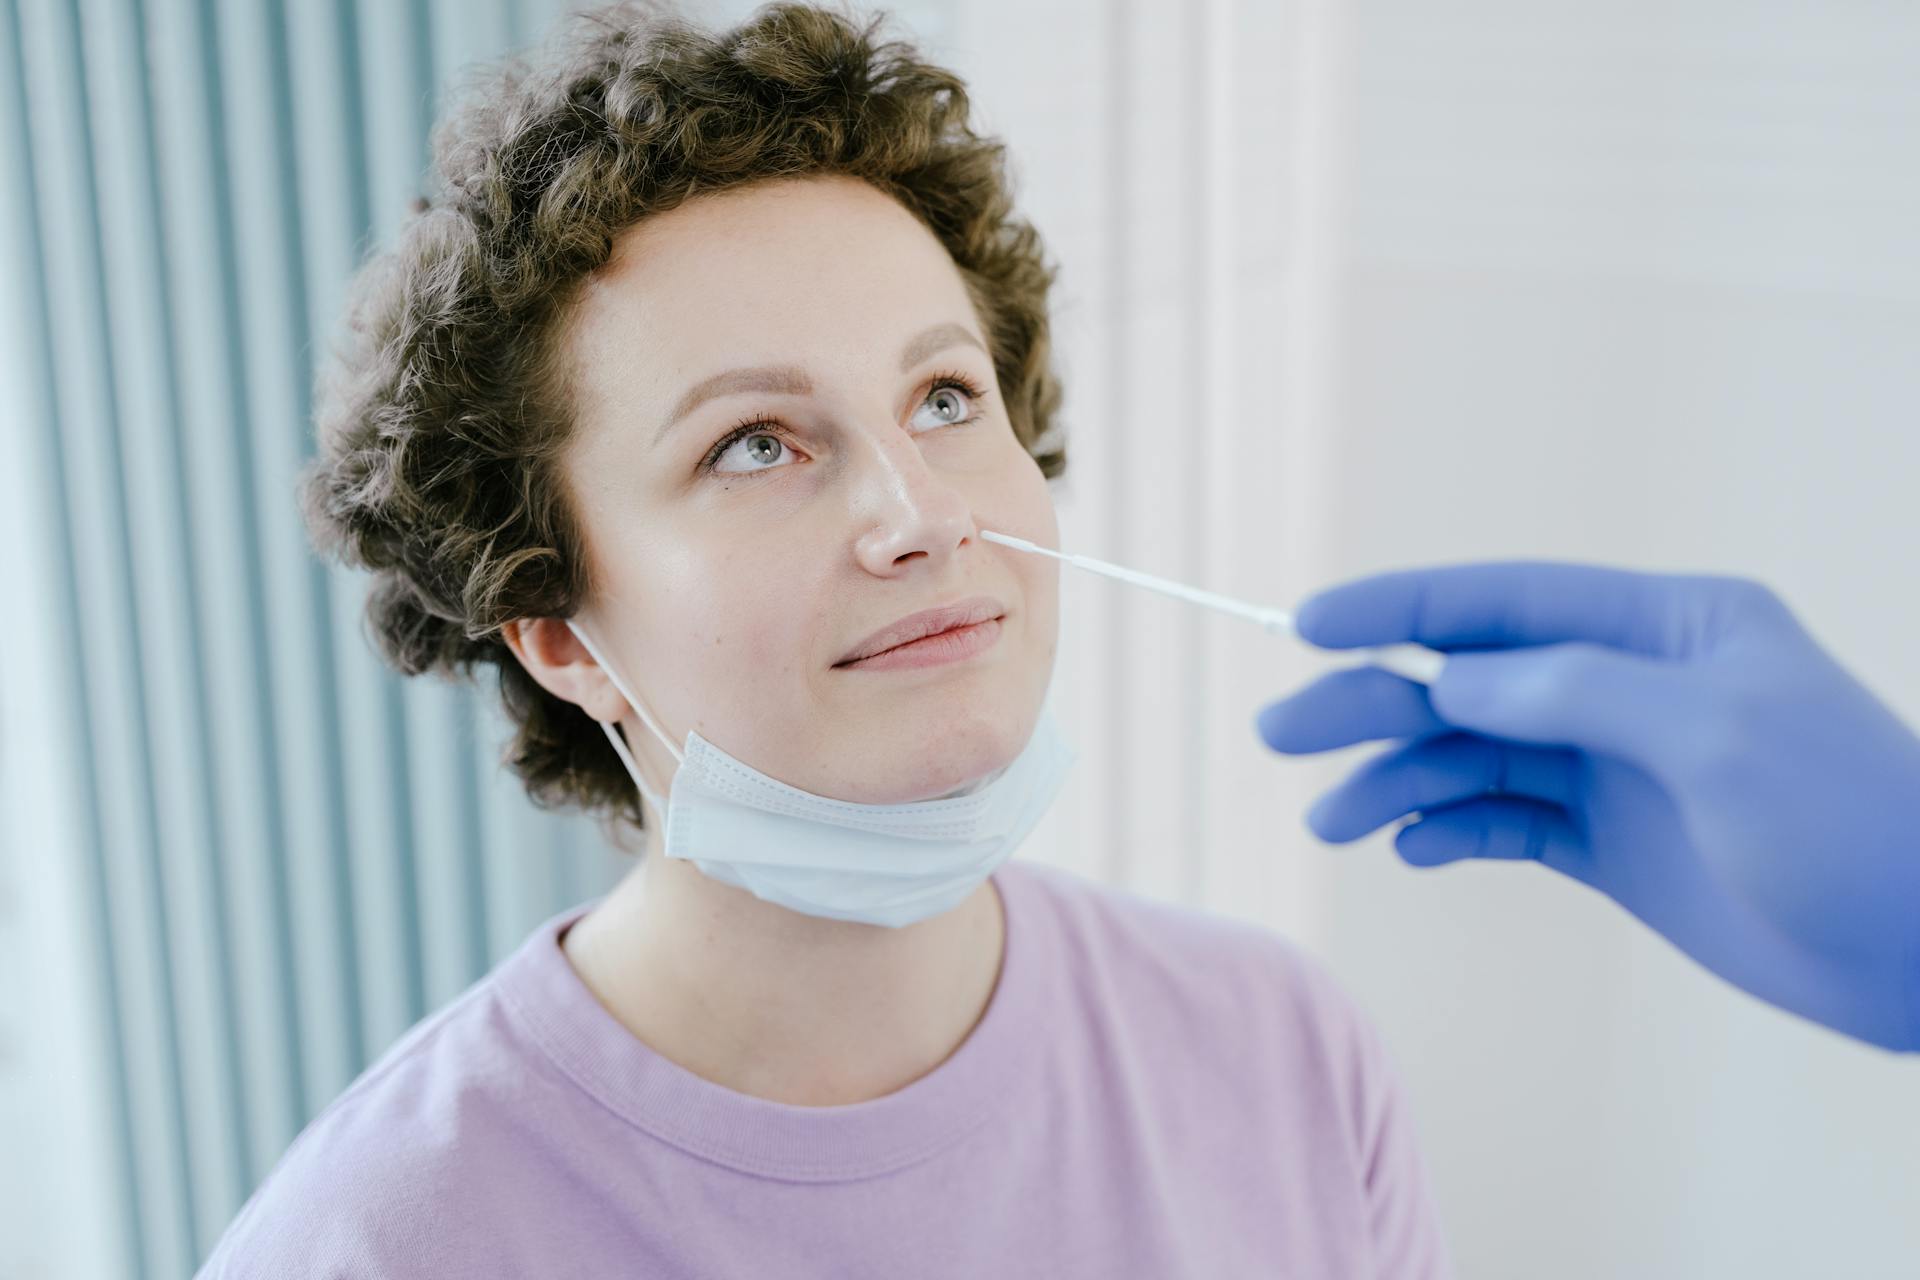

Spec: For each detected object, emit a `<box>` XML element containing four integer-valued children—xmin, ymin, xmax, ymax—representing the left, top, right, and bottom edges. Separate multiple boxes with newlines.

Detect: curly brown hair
<box><xmin>299</xmin><ymin>0</ymin><xmax>1068</xmax><ymax>841</ymax></box>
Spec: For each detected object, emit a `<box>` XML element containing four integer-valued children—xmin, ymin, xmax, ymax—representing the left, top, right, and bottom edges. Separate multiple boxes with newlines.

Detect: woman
<box><xmin>199</xmin><ymin>3</ymin><xmax>1451</xmax><ymax>1275</ymax></box>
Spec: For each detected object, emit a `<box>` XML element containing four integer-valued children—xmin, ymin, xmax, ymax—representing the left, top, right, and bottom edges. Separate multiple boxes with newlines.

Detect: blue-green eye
<box><xmin>704</xmin><ymin>424</ymin><xmax>792</xmax><ymax>475</ymax></box>
<box><xmin>699</xmin><ymin>372</ymin><xmax>991</xmax><ymax>476</ymax></box>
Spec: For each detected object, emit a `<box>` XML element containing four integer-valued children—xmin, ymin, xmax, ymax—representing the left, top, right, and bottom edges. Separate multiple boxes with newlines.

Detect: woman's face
<box><xmin>552</xmin><ymin>174</ymin><xmax>1060</xmax><ymax>808</ymax></box>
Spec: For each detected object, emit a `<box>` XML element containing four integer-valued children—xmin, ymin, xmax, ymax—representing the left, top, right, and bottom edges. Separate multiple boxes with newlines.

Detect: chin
<box><xmin>824</xmin><ymin>685</ymin><xmax>1041</xmax><ymax>802</ymax></box>
<box><xmin>911</xmin><ymin>769</ymin><xmax>1002</xmax><ymax>803</ymax></box>
<box><xmin>833</xmin><ymin>741</ymin><xmax>1003</xmax><ymax>805</ymax></box>
<box><xmin>918</xmin><ymin>718</ymin><xmax>1034</xmax><ymax>800</ymax></box>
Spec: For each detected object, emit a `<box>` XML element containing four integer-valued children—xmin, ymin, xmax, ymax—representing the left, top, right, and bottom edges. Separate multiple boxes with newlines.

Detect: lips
<box><xmin>836</xmin><ymin>596</ymin><xmax>1008</xmax><ymax>666</ymax></box>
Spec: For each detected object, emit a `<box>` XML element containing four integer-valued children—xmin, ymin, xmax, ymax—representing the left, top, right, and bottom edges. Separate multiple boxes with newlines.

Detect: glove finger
<box><xmin>1254</xmin><ymin>665</ymin><xmax>1450</xmax><ymax>754</ymax></box>
<box><xmin>1292</xmin><ymin>560</ymin><xmax>1711</xmax><ymax>659</ymax></box>
<box><xmin>1392</xmin><ymin>795</ymin><xmax>1588</xmax><ymax>877</ymax></box>
<box><xmin>1306</xmin><ymin>733</ymin><xmax>1581</xmax><ymax>843</ymax></box>
<box><xmin>1435</xmin><ymin>641</ymin><xmax>1712</xmax><ymax>776</ymax></box>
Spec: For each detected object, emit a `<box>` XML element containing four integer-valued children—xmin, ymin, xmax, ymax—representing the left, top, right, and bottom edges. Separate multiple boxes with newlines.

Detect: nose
<box><xmin>846</xmin><ymin>423</ymin><xmax>977</xmax><ymax>574</ymax></box>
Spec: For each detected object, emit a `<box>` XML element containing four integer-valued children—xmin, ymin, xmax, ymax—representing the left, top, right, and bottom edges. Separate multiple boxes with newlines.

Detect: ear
<box><xmin>500</xmin><ymin>617</ymin><xmax>630</xmax><ymax>723</ymax></box>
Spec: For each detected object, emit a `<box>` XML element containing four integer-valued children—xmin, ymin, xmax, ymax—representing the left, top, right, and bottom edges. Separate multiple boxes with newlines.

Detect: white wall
<box><xmin>1321</xmin><ymin>6</ymin><xmax>1920</xmax><ymax>1274</ymax></box>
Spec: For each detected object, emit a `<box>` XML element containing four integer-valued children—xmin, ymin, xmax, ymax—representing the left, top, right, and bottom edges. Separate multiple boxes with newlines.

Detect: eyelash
<box><xmin>697</xmin><ymin>370</ymin><xmax>992</xmax><ymax>475</ymax></box>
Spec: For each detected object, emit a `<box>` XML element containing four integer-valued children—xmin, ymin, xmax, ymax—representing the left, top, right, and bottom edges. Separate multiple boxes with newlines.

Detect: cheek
<box><xmin>989</xmin><ymin>458</ymin><xmax>1061</xmax><ymax>637</ymax></box>
<box><xmin>990</xmin><ymin>445</ymin><xmax>1059</xmax><ymax>552</ymax></box>
<box><xmin>669</xmin><ymin>547</ymin><xmax>819</xmax><ymax>675</ymax></box>
<box><xmin>1022</xmin><ymin>552</ymin><xmax>1061</xmax><ymax>648</ymax></box>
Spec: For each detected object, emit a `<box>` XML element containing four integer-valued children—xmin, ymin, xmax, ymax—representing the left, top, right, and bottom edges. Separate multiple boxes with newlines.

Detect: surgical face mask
<box><xmin>564</xmin><ymin>618</ymin><xmax>1077</xmax><ymax>928</ymax></box>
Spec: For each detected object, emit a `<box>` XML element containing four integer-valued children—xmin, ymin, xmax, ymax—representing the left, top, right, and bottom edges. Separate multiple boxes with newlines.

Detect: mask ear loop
<box><xmin>564</xmin><ymin>620</ymin><xmax>683</xmax><ymax>815</ymax></box>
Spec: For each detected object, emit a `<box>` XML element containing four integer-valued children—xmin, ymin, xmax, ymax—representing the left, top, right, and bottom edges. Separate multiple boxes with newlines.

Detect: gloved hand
<box><xmin>1252</xmin><ymin>561</ymin><xmax>1920</xmax><ymax>1053</ymax></box>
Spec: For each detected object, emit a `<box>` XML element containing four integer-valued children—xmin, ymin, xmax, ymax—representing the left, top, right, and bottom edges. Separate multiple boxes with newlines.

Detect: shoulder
<box><xmin>1006</xmin><ymin>861</ymin><xmax>1453</xmax><ymax>1274</ymax></box>
<box><xmin>195</xmin><ymin>975</ymin><xmax>544</xmax><ymax>1278</ymax></box>
<box><xmin>1009</xmin><ymin>859</ymin><xmax>1370</xmax><ymax>1025</ymax></box>
<box><xmin>1006</xmin><ymin>859</ymin><xmax>1398</xmax><ymax>1115</ymax></box>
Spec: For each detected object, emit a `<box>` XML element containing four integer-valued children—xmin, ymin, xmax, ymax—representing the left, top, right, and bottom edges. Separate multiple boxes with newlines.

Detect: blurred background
<box><xmin>4</xmin><ymin>0</ymin><xmax>1917</xmax><ymax>1276</ymax></box>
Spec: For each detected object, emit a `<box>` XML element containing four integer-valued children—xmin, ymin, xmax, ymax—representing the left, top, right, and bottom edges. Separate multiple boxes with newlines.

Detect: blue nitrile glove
<box><xmin>1252</xmin><ymin>562</ymin><xmax>1920</xmax><ymax>1053</ymax></box>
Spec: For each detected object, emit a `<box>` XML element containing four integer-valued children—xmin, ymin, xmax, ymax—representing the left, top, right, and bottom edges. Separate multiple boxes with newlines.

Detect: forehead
<box><xmin>564</xmin><ymin>176</ymin><xmax>977</xmax><ymax>392</ymax></box>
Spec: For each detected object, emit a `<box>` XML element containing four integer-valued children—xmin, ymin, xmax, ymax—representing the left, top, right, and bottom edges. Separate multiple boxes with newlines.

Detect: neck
<box><xmin>561</xmin><ymin>845</ymin><xmax>1007</xmax><ymax>1106</ymax></box>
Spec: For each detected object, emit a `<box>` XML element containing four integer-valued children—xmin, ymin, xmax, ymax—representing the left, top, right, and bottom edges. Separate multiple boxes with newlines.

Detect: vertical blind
<box><xmin>5</xmin><ymin>2</ymin><xmax>637</xmax><ymax>1274</ymax></box>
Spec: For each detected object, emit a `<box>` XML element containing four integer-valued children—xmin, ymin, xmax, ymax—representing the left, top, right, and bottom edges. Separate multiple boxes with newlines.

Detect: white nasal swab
<box><xmin>980</xmin><ymin>529</ymin><xmax>1448</xmax><ymax>686</ymax></box>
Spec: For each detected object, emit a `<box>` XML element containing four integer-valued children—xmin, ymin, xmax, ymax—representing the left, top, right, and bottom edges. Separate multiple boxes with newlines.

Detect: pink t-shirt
<box><xmin>197</xmin><ymin>859</ymin><xmax>1452</xmax><ymax>1277</ymax></box>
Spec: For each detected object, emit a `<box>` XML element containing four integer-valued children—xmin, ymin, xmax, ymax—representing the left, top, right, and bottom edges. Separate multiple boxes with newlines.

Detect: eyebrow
<box><xmin>652</xmin><ymin>321</ymin><xmax>989</xmax><ymax>449</ymax></box>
